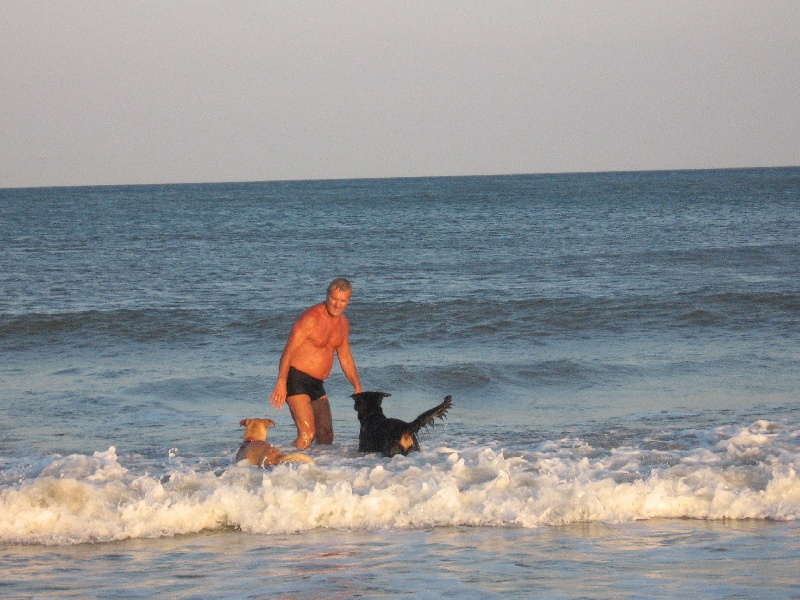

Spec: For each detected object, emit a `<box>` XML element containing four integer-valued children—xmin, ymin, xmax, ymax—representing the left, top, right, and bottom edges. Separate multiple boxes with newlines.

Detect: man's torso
<box><xmin>290</xmin><ymin>303</ymin><xmax>348</xmax><ymax>380</ymax></box>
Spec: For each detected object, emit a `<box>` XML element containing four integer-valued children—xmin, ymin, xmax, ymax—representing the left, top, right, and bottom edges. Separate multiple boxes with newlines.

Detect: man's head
<box><xmin>325</xmin><ymin>278</ymin><xmax>352</xmax><ymax>317</ymax></box>
<box><xmin>327</xmin><ymin>278</ymin><xmax>352</xmax><ymax>296</ymax></box>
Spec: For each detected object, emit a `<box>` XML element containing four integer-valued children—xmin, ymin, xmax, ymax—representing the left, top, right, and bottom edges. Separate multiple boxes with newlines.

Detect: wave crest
<box><xmin>2</xmin><ymin>420</ymin><xmax>798</xmax><ymax>546</ymax></box>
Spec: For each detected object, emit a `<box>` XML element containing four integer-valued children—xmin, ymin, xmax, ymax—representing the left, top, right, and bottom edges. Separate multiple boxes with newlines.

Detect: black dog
<box><xmin>351</xmin><ymin>392</ymin><xmax>452</xmax><ymax>457</ymax></box>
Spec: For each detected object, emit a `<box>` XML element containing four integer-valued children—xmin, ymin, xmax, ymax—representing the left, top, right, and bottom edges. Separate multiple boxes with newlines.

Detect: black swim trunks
<box><xmin>286</xmin><ymin>366</ymin><xmax>327</xmax><ymax>402</ymax></box>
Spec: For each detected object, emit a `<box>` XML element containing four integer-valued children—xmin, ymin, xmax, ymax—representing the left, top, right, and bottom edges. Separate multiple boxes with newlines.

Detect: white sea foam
<box><xmin>2</xmin><ymin>420</ymin><xmax>798</xmax><ymax>546</ymax></box>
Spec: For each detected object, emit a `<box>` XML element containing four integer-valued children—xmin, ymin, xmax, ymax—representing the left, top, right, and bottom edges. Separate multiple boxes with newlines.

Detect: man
<box><xmin>270</xmin><ymin>278</ymin><xmax>362</xmax><ymax>449</ymax></box>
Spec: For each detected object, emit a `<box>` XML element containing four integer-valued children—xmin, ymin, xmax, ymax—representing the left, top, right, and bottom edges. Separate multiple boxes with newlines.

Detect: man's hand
<box><xmin>270</xmin><ymin>381</ymin><xmax>287</xmax><ymax>409</ymax></box>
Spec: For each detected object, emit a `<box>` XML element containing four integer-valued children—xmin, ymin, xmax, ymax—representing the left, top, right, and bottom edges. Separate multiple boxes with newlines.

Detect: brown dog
<box><xmin>236</xmin><ymin>418</ymin><xmax>314</xmax><ymax>466</ymax></box>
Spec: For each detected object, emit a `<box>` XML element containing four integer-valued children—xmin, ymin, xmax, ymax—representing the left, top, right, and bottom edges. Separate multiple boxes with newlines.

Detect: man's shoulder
<box><xmin>292</xmin><ymin>303</ymin><xmax>322</xmax><ymax>328</ymax></box>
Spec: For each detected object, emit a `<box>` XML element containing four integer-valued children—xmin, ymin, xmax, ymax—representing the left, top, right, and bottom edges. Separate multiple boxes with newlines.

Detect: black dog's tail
<box><xmin>409</xmin><ymin>395</ymin><xmax>452</xmax><ymax>435</ymax></box>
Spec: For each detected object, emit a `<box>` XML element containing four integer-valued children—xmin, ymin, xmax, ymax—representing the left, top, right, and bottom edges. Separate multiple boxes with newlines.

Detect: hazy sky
<box><xmin>2</xmin><ymin>1</ymin><xmax>799</xmax><ymax>188</ymax></box>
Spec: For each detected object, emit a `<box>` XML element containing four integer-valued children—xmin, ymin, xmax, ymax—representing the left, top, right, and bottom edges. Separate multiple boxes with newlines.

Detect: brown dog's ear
<box><xmin>239</xmin><ymin>419</ymin><xmax>250</xmax><ymax>427</ymax></box>
<box><xmin>266</xmin><ymin>418</ymin><xmax>277</xmax><ymax>427</ymax></box>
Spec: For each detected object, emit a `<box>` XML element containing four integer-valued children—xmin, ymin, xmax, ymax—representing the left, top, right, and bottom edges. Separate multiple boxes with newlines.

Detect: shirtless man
<box><xmin>269</xmin><ymin>278</ymin><xmax>362</xmax><ymax>449</ymax></box>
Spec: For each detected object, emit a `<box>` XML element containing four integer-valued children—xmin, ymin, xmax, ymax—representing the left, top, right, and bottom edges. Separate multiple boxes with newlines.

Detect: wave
<box><xmin>0</xmin><ymin>308</ymin><xmax>290</xmax><ymax>349</ymax></box>
<box><xmin>365</xmin><ymin>359</ymin><xmax>622</xmax><ymax>392</ymax></box>
<box><xmin>352</xmin><ymin>290</ymin><xmax>800</xmax><ymax>342</ymax></box>
<box><xmin>2</xmin><ymin>420</ymin><xmax>798</xmax><ymax>546</ymax></box>
<box><xmin>2</xmin><ymin>288</ymin><xmax>797</xmax><ymax>351</ymax></box>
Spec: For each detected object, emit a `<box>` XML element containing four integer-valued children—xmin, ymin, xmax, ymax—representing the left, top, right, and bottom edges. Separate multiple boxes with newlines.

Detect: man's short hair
<box><xmin>327</xmin><ymin>278</ymin><xmax>352</xmax><ymax>295</ymax></box>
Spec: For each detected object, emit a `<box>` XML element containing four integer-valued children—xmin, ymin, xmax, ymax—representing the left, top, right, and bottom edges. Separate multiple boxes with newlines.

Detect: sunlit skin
<box><xmin>270</xmin><ymin>285</ymin><xmax>361</xmax><ymax>449</ymax></box>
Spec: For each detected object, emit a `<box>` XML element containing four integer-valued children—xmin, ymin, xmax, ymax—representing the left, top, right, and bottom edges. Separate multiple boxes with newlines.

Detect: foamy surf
<box><xmin>2</xmin><ymin>420</ymin><xmax>798</xmax><ymax>546</ymax></box>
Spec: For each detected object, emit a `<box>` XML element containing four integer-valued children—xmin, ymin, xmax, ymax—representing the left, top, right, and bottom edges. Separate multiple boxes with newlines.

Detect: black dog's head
<box><xmin>351</xmin><ymin>391</ymin><xmax>391</xmax><ymax>419</ymax></box>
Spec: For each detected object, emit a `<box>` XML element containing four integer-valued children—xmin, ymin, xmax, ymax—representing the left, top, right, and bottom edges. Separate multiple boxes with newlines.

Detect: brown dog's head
<box><xmin>239</xmin><ymin>418</ymin><xmax>277</xmax><ymax>442</ymax></box>
<box><xmin>351</xmin><ymin>391</ymin><xmax>391</xmax><ymax>416</ymax></box>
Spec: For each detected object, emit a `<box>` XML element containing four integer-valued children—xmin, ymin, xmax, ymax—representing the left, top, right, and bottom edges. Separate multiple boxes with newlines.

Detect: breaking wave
<box><xmin>2</xmin><ymin>419</ymin><xmax>798</xmax><ymax>546</ymax></box>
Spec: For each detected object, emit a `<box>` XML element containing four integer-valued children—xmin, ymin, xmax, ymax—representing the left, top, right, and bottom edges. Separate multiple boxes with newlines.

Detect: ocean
<box><xmin>1</xmin><ymin>168</ymin><xmax>799</xmax><ymax>598</ymax></box>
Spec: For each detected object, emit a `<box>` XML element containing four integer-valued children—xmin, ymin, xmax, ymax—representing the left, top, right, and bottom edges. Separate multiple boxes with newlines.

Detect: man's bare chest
<box><xmin>307</xmin><ymin>320</ymin><xmax>345</xmax><ymax>349</ymax></box>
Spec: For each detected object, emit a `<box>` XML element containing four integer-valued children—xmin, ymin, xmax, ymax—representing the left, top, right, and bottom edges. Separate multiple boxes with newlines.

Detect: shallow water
<box><xmin>1</xmin><ymin>168</ymin><xmax>799</xmax><ymax>597</ymax></box>
<box><xmin>4</xmin><ymin>522</ymin><xmax>800</xmax><ymax>599</ymax></box>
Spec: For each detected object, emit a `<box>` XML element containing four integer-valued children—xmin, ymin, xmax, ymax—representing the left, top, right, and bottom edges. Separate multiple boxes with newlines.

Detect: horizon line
<box><xmin>3</xmin><ymin>164</ymin><xmax>799</xmax><ymax>192</ymax></box>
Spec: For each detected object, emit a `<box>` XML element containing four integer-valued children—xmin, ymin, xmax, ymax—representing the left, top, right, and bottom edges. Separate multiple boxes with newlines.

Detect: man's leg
<box><xmin>312</xmin><ymin>396</ymin><xmax>334</xmax><ymax>445</ymax></box>
<box><xmin>286</xmin><ymin>394</ymin><xmax>315</xmax><ymax>449</ymax></box>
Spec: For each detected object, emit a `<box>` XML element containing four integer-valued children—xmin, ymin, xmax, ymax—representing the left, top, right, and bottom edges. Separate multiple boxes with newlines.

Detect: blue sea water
<box><xmin>1</xmin><ymin>168</ymin><xmax>799</xmax><ymax>598</ymax></box>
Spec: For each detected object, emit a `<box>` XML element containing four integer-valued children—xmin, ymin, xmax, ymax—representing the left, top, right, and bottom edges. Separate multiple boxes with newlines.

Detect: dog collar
<box><xmin>244</xmin><ymin>438</ymin><xmax>259</xmax><ymax>443</ymax></box>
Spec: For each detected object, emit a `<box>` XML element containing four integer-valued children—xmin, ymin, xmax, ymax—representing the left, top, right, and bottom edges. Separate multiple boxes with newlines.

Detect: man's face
<box><xmin>325</xmin><ymin>288</ymin><xmax>351</xmax><ymax>317</ymax></box>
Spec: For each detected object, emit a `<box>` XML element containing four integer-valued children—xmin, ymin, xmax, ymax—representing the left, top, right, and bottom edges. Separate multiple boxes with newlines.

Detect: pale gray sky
<box><xmin>2</xmin><ymin>1</ymin><xmax>799</xmax><ymax>188</ymax></box>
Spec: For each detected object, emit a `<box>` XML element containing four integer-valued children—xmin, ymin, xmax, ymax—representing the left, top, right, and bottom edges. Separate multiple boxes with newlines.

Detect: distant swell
<box><xmin>352</xmin><ymin>290</ymin><xmax>800</xmax><ymax>342</ymax></box>
<box><xmin>3</xmin><ymin>290</ymin><xmax>797</xmax><ymax>350</ymax></box>
<box><xmin>0</xmin><ymin>309</ymin><xmax>291</xmax><ymax>348</ymax></box>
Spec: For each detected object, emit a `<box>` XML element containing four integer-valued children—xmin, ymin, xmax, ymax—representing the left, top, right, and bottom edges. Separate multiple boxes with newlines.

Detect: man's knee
<box><xmin>295</xmin><ymin>431</ymin><xmax>315</xmax><ymax>450</ymax></box>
